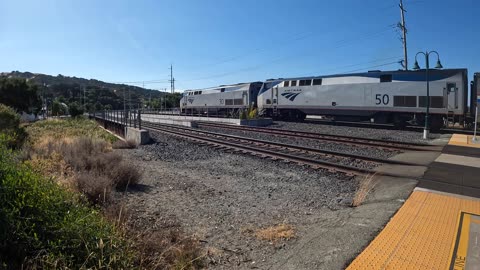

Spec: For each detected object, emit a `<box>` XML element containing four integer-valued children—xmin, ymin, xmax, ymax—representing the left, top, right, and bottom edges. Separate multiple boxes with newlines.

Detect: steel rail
<box><xmin>143</xmin><ymin>122</ymin><xmax>420</xmax><ymax>166</ymax></box>
<box><xmin>142</xmin><ymin>122</ymin><xmax>423</xmax><ymax>178</ymax></box>
<box><xmin>195</xmin><ymin>122</ymin><xmax>440</xmax><ymax>152</ymax></box>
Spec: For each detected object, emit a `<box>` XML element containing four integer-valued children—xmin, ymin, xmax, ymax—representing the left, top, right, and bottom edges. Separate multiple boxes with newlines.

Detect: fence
<box><xmin>90</xmin><ymin>110</ymin><xmax>143</xmax><ymax>137</ymax></box>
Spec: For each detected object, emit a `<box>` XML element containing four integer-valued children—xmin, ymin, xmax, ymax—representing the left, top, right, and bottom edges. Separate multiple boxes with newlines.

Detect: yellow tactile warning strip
<box><xmin>346</xmin><ymin>189</ymin><xmax>480</xmax><ymax>270</ymax></box>
<box><xmin>449</xmin><ymin>134</ymin><xmax>480</xmax><ymax>148</ymax></box>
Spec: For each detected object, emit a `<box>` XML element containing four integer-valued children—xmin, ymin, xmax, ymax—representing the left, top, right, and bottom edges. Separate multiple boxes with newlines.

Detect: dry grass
<box><xmin>24</xmin><ymin>136</ymin><xmax>141</xmax><ymax>205</ymax></box>
<box><xmin>108</xmin><ymin>162</ymin><xmax>142</xmax><ymax>191</ymax></box>
<box><xmin>76</xmin><ymin>172</ymin><xmax>113</xmax><ymax>204</ymax></box>
<box><xmin>351</xmin><ymin>173</ymin><xmax>379</xmax><ymax>207</ymax></box>
<box><xmin>103</xmin><ymin>204</ymin><xmax>205</xmax><ymax>270</ymax></box>
<box><xmin>254</xmin><ymin>224</ymin><xmax>295</xmax><ymax>242</ymax></box>
<box><xmin>25</xmin><ymin>118</ymin><xmax>118</xmax><ymax>143</ymax></box>
<box><xmin>134</xmin><ymin>231</ymin><xmax>205</xmax><ymax>270</ymax></box>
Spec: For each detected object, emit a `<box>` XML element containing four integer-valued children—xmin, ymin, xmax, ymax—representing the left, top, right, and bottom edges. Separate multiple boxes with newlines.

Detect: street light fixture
<box><xmin>412</xmin><ymin>50</ymin><xmax>443</xmax><ymax>139</ymax></box>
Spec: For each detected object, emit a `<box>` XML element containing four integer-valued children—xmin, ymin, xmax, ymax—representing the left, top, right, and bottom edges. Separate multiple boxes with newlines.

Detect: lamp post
<box><xmin>412</xmin><ymin>50</ymin><xmax>443</xmax><ymax>139</ymax></box>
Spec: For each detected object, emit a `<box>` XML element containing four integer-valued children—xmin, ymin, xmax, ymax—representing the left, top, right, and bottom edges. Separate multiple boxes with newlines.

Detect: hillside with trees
<box><xmin>0</xmin><ymin>71</ymin><xmax>182</xmax><ymax>115</ymax></box>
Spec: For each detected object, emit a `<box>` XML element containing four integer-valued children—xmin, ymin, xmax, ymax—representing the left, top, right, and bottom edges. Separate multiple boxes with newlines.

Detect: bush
<box><xmin>0</xmin><ymin>103</ymin><xmax>20</xmax><ymax>130</ymax></box>
<box><xmin>0</xmin><ymin>104</ymin><xmax>27</xmax><ymax>149</ymax></box>
<box><xmin>68</xmin><ymin>101</ymin><xmax>84</xmax><ymax>118</ymax></box>
<box><xmin>0</xmin><ymin>143</ymin><xmax>135</xmax><ymax>269</ymax></box>
<box><xmin>76</xmin><ymin>173</ymin><xmax>113</xmax><ymax>205</ymax></box>
<box><xmin>26</xmin><ymin>136</ymin><xmax>141</xmax><ymax>205</ymax></box>
<box><xmin>239</xmin><ymin>110</ymin><xmax>247</xmax><ymax>120</ymax></box>
<box><xmin>109</xmin><ymin>162</ymin><xmax>142</xmax><ymax>191</ymax></box>
<box><xmin>247</xmin><ymin>107</ymin><xmax>258</xmax><ymax>120</ymax></box>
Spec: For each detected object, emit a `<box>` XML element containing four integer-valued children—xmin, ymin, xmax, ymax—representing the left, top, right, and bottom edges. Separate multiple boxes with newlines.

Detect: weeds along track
<box><xmin>195</xmin><ymin>122</ymin><xmax>441</xmax><ymax>152</ymax></box>
<box><xmin>142</xmin><ymin>122</ymin><xmax>425</xmax><ymax>178</ymax></box>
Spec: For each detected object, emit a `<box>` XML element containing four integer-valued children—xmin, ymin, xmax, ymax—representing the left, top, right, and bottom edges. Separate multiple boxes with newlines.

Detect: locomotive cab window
<box><xmin>284</xmin><ymin>81</ymin><xmax>289</xmax><ymax>87</ymax></box>
<box><xmin>290</xmin><ymin>80</ymin><xmax>297</xmax><ymax>86</ymax></box>
<box><xmin>447</xmin><ymin>83</ymin><xmax>457</xmax><ymax>92</ymax></box>
<box><xmin>380</xmin><ymin>75</ymin><xmax>392</xmax><ymax>83</ymax></box>
<box><xmin>299</xmin><ymin>79</ymin><xmax>312</xmax><ymax>86</ymax></box>
<box><xmin>312</xmin><ymin>79</ymin><xmax>322</xmax><ymax>85</ymax></box>
<box><xmin>221</xmin><ymin>88</ymin><xmax>225</xmax><ymax>92</ymax></box>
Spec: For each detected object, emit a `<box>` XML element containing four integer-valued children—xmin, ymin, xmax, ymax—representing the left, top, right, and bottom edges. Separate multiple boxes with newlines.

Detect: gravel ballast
<box><xmin>116</xmin><ymin>129</ymin><xmax>418</xmax><ymax>269</ymax></box>
<box><xmin>273</xmin><ymin>121</ymin><xmax>441</xmax><ymax>143</ymax></box>
<box><xmin>198</xmin><ymin>125</ymin><xmax>399</xmax><ymax>162</ymax></box>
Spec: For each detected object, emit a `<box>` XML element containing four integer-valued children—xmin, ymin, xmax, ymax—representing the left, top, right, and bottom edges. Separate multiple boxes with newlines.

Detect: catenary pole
<box><xmin>399</xmin><ymin>0</ymin><xmax>408</xmax><ymax>70</ymax></box>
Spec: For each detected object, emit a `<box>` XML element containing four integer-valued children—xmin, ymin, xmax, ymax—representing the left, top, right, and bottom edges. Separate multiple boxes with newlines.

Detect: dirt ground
<box><xmin>116</xmin><ymin>131</ymin><xmax>421</xmax><ymax>269</ymax></box>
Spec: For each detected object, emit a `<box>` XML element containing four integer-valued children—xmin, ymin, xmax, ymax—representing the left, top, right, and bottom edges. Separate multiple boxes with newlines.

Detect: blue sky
<box><xmin>1</xmin><ymin>0</ymin><xmax>478</xmax><ymax>91</ymax></box>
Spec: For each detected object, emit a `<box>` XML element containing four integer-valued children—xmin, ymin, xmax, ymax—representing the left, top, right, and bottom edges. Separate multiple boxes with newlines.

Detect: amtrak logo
<box><xmin>281</xmin><ymin>92</ymin><xmax>301</xmax><ymax>101</ymax></box>
<box><xmin>188</xmin><ymin>97</ymin><xmax>195</xmax><ymax>104</ymax></box>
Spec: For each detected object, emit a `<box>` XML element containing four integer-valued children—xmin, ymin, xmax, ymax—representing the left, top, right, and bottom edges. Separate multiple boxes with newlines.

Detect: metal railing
<box><xmin>90</xmin><ymin>109</ymin><xmax>143</xmax><ymax>136</ymax></box>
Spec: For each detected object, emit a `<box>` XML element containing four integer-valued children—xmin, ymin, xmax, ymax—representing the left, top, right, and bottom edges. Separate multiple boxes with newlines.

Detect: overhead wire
<box><xmin>112</xmin><ymin>2</ymin><xmax>409</xmax><ymax>88</ymax></box>
<box><xmin>343</xmin><ymin>61</ymin><xmax>401</xmax><ymax>73</ymax></box>
<box><xmin>180</xmin><ymin>26</ymin><xmax>398</xmax><ymax>83</ymax></box>
<box><xmin>293</xmin><ymin>55</ymin><xmax>403</xmax><ymax>78</ymax></box>
<box><xmin>116</xmin><ymin>24</ymin><xmax>397</xmax><ymax>86</ymax></box>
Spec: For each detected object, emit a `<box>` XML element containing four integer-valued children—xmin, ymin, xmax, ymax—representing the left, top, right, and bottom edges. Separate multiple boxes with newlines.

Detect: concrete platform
<box><xmin>347</xmin><ymin>134</ymin><xmax>480</xmax><ymax>269</ymax></box>
<box><xmin>418</xmin><ymin>134</ymin><xmax>480</xmax><ymax>197</ymax></box>
<box><xmin>142</xmin><ymin>114</ymin><xmax>198</xmax><ymax>128</ymax></box>
<box><xmin>141</xmin><ymin>113</ymin><xmax>273</xmax><ymax>127</ymax></box>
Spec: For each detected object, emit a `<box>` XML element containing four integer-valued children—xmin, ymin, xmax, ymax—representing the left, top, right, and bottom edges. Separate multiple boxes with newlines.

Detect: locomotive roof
<box><xmin>184</xmin><ymin>81</ymin><xmax>262</xmax><ymax>92</ymax></box>
<box><xmin>266</xmin><ymin>68</ymin><xmax>468</xmax><ymax>82</ymax></box>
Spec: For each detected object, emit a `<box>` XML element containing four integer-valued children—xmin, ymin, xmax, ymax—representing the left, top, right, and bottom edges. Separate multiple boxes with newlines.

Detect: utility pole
<box><xmin>169</xmin><ymin>64</ymin><xmax>175</xmax><ymax>94</ymax></box>
<box><xmin>128</xmin><ymin>88</ymin><xmax>131</xmax><ymax>110</ymax></box>
<box><xmin>399</xmin><ymin>0</ymin><xmax>408</xmax><ymax>70</ymax></box>
<box><xmin>83</xmin><ymin>85</ymin><xmax>86</xmax><ymax>112</ymax></box>
<box><xmin>164</xmin><ymin>88</ymin><xmax>167</xmax><ymax>110</ymax></box>
<box><xmin>43</xmin><ymin>83</ymin><xmax>47</xmax><ymax>118</ymax></box>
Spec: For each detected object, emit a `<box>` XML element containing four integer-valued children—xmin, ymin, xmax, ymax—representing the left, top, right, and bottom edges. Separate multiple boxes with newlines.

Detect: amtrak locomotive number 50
<box><xmin>180</xmin><ymin>69</ymin><xmax>476</xmax><ymax>130</ymax></box>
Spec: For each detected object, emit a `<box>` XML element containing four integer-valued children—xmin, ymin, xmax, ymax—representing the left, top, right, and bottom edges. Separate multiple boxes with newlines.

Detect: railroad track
<box><xmin>195</xmin><ymin>122</ymin><xmax>441</xmax><ymax>152</ymax></box>
<box><xmin>303</xmin><ymin>118</ymin><xmax>475</xmax><ymax>135</ymax></box>
<box><xmin>142</xmin><ymin>122</ymin><xmax>425</xmax><ymax>178</ymax></box>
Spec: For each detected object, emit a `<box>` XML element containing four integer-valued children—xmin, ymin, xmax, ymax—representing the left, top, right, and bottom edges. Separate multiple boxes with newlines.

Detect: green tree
<box><xmin>68</xmin><ymin>102</ymin><xmax>84</xmax><ymax>117</ymax></box>
<box><xmin>52</xmin><ymin>100</ymin><xmax>67</xmax><ymax>116</ymax></box>
<box><xmin>94</xmin><ymin>102</ymin><xmax>103</xmax><ymax>111</ymax></box>
<box><xmin>0</xmin><ymin>78</ymin><xmax>41</xmax><ymax>113</ymax></box>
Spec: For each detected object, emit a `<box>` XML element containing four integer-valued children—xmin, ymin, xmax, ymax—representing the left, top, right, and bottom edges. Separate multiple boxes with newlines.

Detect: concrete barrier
<box><xmin>125</xmin><ymin>127</ymin><xmax>150</xmax><ymax>145</ymax></box>
<box><xmin>141</xmin><ymin>114</ymin><xmax>272</xmax><ymax>127</ymax></box>
<box><xmin>141</xmin><ymin>115</ymin><xmax>198</xmax><ymax>128</ymax></box>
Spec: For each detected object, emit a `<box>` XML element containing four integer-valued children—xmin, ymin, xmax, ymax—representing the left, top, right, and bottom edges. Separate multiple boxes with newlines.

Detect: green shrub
<box><xmin>239</xmin><ymin>110</ymin><xmax>247</xmax><ymax>120</ymax></box>
<box><xmin>0</xmin><ymin>104</ymin><xmax>27</xmax><ymax>149</ymax></box>
<box><xmin>68</xmin><ymin>102</ymin><xmax>84</xmax><ymax>118</ymax></box>
<box><xmin>0</xmin><ymin>103</ymin><xmax>20</xmax><ymax>130</ymax></box>
<box><xmin>0</xmin><ymin>142</ymin><xmax>135</xmax><ymax>269</ymax></box>
<box><xmin>247</xmin><ymin>107</ymin><xmax>258</xmax><ymax>120</ymax></box>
